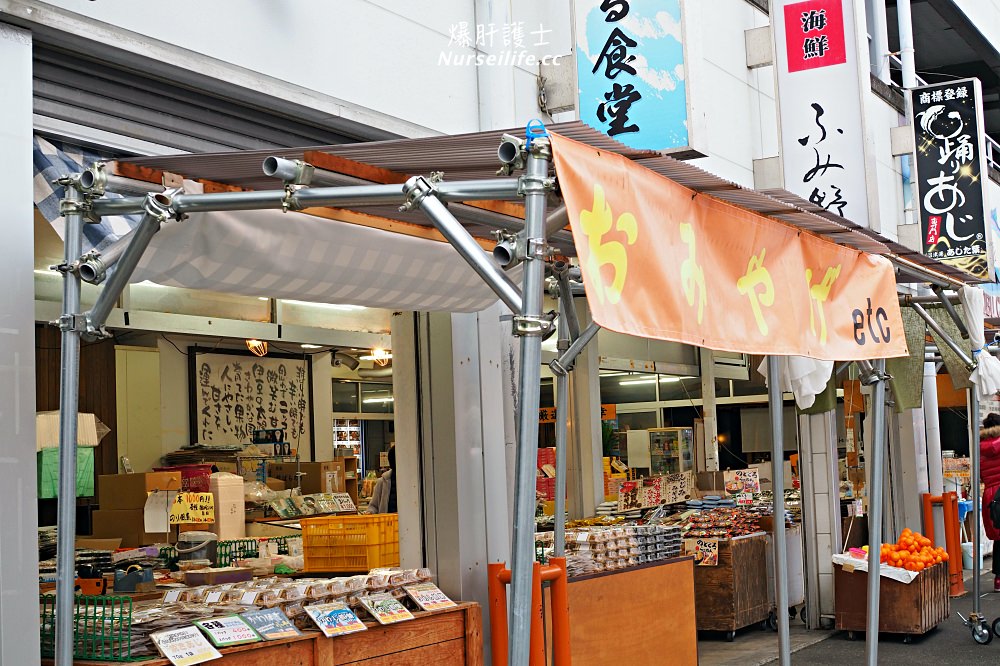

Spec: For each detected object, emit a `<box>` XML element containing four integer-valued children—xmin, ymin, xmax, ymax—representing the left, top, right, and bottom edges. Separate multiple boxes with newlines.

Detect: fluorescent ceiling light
<box><xmin>284</xmin><ymin>300</ymin><xmax>365</xmax><ymax>311</ymax></box>
<box><xmin>258</xmin><ymin>297</ymin><xmax>269</xmax><ymax>301</ymax></box>
<box><xmin>362</xmin><ymin>397</ymin><xmax>394</xmax><ymax>404</ymax></box>
<box><xmin>359</xmin><ymin>352</ymin><xmax>392</xmax><ymax>361</ymax></box>
<box><xmin>301</xmin><ymin>344</ymin><xmax>323</xmax><ymax>349</ymax></box>
<box><xmin>619</xmin><ymin>375</ymin><xmax>694</xmax><ymax>386</ymax></box>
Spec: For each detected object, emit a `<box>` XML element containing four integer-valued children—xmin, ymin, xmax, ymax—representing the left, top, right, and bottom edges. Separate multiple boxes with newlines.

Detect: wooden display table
<box><xmin>556</xmin><ymin>557</ymin><xmax>697</xmax><ymax>666</ymax></box>
<box><xmin>834</xmin><ymin>561</ymin><xmax>949</xmax><ymax>641</ymax></box>
<box><xmin>693</xmin><ymin>532</ymin><xmax>770</xmax><ymax>639</ymax></box>
<box><xmin>46</xmin><ymin>602</ymin><xmax>481</xmax><ymax>665</ymax></box>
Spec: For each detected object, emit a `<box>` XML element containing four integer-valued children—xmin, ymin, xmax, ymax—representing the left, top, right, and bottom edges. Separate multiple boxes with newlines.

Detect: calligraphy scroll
<box><xmin>189</xmin><ymin>349</ymin><xmax>313</xmax><ymax>451</ymax></box>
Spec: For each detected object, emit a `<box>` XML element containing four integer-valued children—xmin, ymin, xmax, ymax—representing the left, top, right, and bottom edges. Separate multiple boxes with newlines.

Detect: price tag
<box><xmin>239</xmin><ymin>590</ymin><xmax>261</xmax><ymax>605</ymax></box>
<box><xmin>194</xmin><ymin>616</ymin><xmax>261</xmax><ymax>647</ymax></box>
<box><xmin>205</xmin><ymin>591</ymin><xmax>226</xmax><ymax>604</ymax></box>
<box><xmin>404</xmin><ymin>583</ymin><xmax>457</xmax><ymax>612</ymax></box>
<box><xmin>151</xmin><ymin>626</ymin><xmax>222</xmax><ymax>666</ymax></box>
<box><xmin>163</xmin><ymin>589</ymin><xmax>184</xmax><ymax>603</ymax></box>
<box><xmin>305</xmin><ymin>602</ymin><xmax>368</xmax><ymax>637</ymax></box>
<box><xmin>736</xmin><ymin>493</ymin><xmax>754</xmax><ymax>506</ymax></box>
<box><xmin>170</xmin><ymin>493</ymin><xmax>216</xmax><ymax>524</ymax></box>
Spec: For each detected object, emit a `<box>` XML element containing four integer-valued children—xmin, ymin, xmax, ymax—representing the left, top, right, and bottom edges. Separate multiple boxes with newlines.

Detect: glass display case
<box><xmin>647</xmin><ymin>427</ymin><xmax>694</xmax><ymax>475</ymax></box>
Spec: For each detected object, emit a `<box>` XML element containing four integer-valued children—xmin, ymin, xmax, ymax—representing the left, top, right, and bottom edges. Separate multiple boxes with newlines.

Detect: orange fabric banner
<box><xmin>550</xmin><ymin>133</ymin><xmax>908</xmax><ymax>361</ymax></box>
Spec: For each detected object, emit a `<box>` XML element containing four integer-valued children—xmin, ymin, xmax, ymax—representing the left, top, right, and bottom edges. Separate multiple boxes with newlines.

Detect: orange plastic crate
<box><xmin>301</xmin><ymin>513</ymin><xmax>399</xmax><ymax>572</ymax></box>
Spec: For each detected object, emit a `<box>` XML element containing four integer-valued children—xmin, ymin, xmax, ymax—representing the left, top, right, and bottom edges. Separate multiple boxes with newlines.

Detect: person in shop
<box><xmin>980</xmin><ymin>413</ymin><xmax>1000</xmax><ymax>591</ymax></box>
<box><xmin>365</xmin><ymin>444</ymin><xmax>397</xmax><ymax>514</ymax></box>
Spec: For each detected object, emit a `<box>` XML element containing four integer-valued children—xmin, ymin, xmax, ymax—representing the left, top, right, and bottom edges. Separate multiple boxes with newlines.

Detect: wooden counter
<box><xmin>556</xmin><ymin>557</ymin><xmax>698</xmax><ymax>666</ymax></box>
<box><xmin>48</xmin><ymin>601</ymin><xmax>481</xmax><ymax>665</ymax></box>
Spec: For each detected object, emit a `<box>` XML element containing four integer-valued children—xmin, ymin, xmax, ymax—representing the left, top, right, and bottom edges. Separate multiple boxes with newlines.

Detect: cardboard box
<box><xmin>36</xmin><ymin>411</ymin><xmax>102</xmax><ymax>450</ymax></box>
<box><xmin>268</xmin><ymin>461</ymin><xmax>344</xmax><ymax>495</ymax></box>
<box><xmin>91</xmin><ymin>509</ymin><xmax>173</xmax><ymax>547</ymax></box>
<box><xmin>75</xmin><ymin>537</ymin><xmax>121</xmax><ymax>550</ymax></box>
<box><xmin>98</xmin><ymin>472</ymin><xmax>182</xmax><ymax>510</ymax></box>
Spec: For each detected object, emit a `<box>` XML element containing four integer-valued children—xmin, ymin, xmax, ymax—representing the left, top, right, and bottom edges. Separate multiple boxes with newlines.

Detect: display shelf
<box><xmin>693</xmin><ymin>532</ymin><xmax>770</xmax><ymax>638</ymax></box>
<box><xmin>48</xmin><ymin>602</ymin><xmax>483</xmax><ymax>666</ymax></box>
<box><xmin>834</xmin><ymin>561</ymin><xmax>949</xmax><ymax>640</ymax></box>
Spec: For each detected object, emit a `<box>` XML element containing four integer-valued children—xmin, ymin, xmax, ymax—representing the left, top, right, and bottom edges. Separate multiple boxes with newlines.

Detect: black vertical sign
<box><xmin>910</xmin><ymin>78</ymin><xmax>991</xmax><ymax>280</ymax></box>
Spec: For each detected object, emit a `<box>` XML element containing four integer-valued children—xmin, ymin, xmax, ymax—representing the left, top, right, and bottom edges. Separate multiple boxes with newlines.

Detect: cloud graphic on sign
<box><xmin>620</xmin><ymin>11</ymin><xmax>683</xmax><ymax>41</ymax></box>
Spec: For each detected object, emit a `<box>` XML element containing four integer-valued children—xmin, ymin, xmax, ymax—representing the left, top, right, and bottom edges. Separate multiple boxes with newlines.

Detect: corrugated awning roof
<box><xmin>118</xmin><ymin>120</ymin><xmax>974</xmax><ymax>285</ymax></box>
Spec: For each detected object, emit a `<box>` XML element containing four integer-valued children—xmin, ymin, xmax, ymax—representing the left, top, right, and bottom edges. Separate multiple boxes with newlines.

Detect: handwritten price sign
<box><xmin>169</xmin><ymin>493</ymin><xmax>215</xmax><ymax>524</ymax></box>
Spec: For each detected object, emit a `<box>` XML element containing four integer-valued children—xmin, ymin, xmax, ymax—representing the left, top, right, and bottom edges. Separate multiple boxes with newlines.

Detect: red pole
<box><xmin>942</xmin><ymin>492</ymin><xmax>964</xmax><ymax>597</ymax></box>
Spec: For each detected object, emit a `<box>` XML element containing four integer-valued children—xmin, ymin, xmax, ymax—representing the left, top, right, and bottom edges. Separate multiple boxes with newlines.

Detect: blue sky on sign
<box><xmin>576</xmin><ymin>0</ymin><xmax>688</xmax><ymax>151</ymax></box>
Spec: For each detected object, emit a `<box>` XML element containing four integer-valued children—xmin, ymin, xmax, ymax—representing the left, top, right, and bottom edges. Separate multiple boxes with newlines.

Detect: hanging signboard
<box><xmin>575</xmin><ymin>0</ymin><xmax>692</xmax><ymax>152</ymax></box>
<box><xmin>771</xmin><ymin>0</ymin><xmax>871</xmax><ymax>226</ymax></box>
<box><xmin>909</xmin><ymin>78</ymin><xmax>993</xmax><ymax>280</ymax></box>
<box><xmin>550</xmin><ymin>132</ymin><xmax>908</xmax><ymax>361</ymax></box>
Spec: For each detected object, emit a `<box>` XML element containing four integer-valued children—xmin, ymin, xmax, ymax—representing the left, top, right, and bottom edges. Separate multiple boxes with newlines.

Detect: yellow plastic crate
<box><xmin>302</xmin><ymin>513</ymin><xmax>399</xmax><ymax>572</ymax></box>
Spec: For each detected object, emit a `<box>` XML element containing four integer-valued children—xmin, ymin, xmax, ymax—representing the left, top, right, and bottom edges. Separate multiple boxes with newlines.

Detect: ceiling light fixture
<box><xmin>361</xmin><ymin>349</ymin><xmax>392</xmax><ymax>366</ymax></box>
<box><xmin>301</xmin><ymin>344</ymin><xmax>323</xmax><ymax>349</ymax></box>
<box><xmin>246</xmin><ymin>339</ymin><xmax>268</xmax><ymax>357</ymax></box>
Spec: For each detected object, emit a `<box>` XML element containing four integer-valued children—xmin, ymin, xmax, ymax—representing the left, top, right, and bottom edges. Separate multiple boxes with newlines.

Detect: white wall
<box><xmin>951</xmin><ymin>0</ymin><xmax>1000</xmax><ymax>54</ymax></box>
<box><xmin>686</xmin><ymin>0</ymin><xmax>776</xmax><ymax>186</ymax></box>
<box><xmin>0</xmin><ymin>21</ymin><xmax>40</xmax><ymax>666</ymax></box>
<box><xmin>30</xmin><ymin>0</ymin><xmax>573</xmax><ymax>134</ymax></box>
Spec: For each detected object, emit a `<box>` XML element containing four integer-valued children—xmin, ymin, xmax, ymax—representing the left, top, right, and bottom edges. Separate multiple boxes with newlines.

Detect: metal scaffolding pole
<box><xmin>403</xmin><ymin>177</ymin><xmax>524</xmax><ymax>314</ymax></box>
<box><xmin>767</xmin><ymin>356</ymin><xmax>791</xmax><ymax>665</ymax></box>
<box><xmin>55</xmin><ymin>183</ymin><xmax>84</xmax><ymax>666</ymax></box>
<box><xmin>552</xmin><ymin>303</ymin><xmax>570</xmax><ymax>559</ymax></box>
<box><xmin>509</xmin><ymin>141</ymin><xmax>551</xmax><ymax>666</ymax></box>
<box><xmin>85</xmin><ymin>193</ymin><xmax>171</xmax><ymax>335</ymax></box>
<box><xmin>865</xmin><ymin>358</ymin><xmax>888</xmax><ymax>666</ymax></box>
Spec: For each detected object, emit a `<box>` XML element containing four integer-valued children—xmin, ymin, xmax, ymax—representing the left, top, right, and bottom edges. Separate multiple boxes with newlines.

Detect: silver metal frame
<box><xmin>50</xmin><ymin>130</ymin><xmax>977</xmax><ymax>665</ymax></box>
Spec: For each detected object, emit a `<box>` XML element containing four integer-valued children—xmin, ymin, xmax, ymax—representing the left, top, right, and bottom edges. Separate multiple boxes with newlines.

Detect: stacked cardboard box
<box><xmin>269</xmin><ymin>461</ymin><xmax>345</xmax><ymax>495</ymax></box>
<box><xmin>92</xmin><ymin>472</ymin><xmax>181</xmax><ymax>547</ymax></box>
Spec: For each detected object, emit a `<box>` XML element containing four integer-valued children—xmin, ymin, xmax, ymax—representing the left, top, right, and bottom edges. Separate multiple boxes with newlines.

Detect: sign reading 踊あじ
<box><xmin>575</xmin><ymin>0</ymin><xmax>690</xmax><ymax>151</ymax></box>
<box><xmin>910</xmin><ymin>78</ymin><xmax>992</xmax><ymax>280</ymax></box>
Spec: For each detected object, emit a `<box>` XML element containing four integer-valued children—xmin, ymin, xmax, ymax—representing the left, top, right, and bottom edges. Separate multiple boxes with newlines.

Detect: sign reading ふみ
<box><xmin>771</xmin><ymin>0</ymin><xmax>871</xmax><ymax>227</ymax></box>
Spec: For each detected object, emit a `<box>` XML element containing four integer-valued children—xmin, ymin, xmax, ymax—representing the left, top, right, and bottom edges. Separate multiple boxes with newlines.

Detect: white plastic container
<box><xmin>209</xmin><ymin>472</ymin><xmax>246</xmax><ymax>540</ymax></box>
<box><xmin>962</xmin><ymin>541</ymin><xmax>984</xmax><ymax>571</ymax></box>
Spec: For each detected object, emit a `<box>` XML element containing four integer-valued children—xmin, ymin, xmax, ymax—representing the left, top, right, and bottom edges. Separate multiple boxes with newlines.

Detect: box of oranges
<box><xmin>878</xmin><ymin>528</ymin><xmax>949</xmax><ymax>572</ymax></box>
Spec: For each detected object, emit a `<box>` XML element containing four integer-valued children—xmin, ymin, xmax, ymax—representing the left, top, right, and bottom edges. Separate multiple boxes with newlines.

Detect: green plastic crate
<box><xmin>37</xmin><ymin>447</ymin><xmax>95</xmax><ymax>499</ymax></box>
<box><xmin>39</xmin><ymin>594</ymin><xmax>146</xmax><ymax>662</ymax></box>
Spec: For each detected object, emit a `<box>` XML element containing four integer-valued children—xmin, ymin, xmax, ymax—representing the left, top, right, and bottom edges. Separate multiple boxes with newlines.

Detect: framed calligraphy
<box><xmin>909</xmin><ymin>78</ymin><xmax>993</xmax><ymax>280</ymax></box>
<box><xmin>188</xmin><ymin>348</ymin><xmax>314</xmax><ymax>456</ymax></box>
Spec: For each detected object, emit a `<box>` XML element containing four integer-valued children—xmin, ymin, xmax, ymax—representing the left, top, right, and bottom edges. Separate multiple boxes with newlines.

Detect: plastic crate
<box><xmin>302</xmin><ymin>514</ymin><xmax>399</xmax><ymax>572</ymax></box>
<box><xmin>40</xmin><ymin>594</ymin><xmax>141</xmax><ymax>662</ymax></box>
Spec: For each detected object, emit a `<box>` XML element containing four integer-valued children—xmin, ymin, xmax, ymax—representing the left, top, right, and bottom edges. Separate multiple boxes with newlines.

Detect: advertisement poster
<box><xmin>240</xmin><ymin>608</ymin><xmax>302</xmax><ymax>641</ymax></box>
<box><xmin>151</xmin><ymin>626</ymin><xmax>222</xmax><ymax>666</ymax></box>
<box><xmin>305</xmin><ymin>602</ymin><xmax>368</xmax><ymax>637</ymax></box>
<box><xmin>404</xmin><ymin>583</ymin><xmax>458</xmax><ymax>612</ymax></box>
<box><xmin>724</xmin><ymin>469</ymin><xmax>761</xmax><ymax>496</ymax></box>
<box><xmin>684</xmin><ymin>537</ymin><xmax>719</xmax><ymax>566</ymax></box>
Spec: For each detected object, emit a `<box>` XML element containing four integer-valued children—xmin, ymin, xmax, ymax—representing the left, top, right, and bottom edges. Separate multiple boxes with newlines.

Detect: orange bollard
<box><xmin>530</xmin><ymin>563</ymin><xmax>545</xmax><ymax>666</ymax></box>
<box><xmin>487</xmin><ymin>562</ymin><xmax>509</xmax><ymax>666</ymax></box>
<box><xmin>922</xmin><ymin>493</ymin><xmax>937</xmax><ymax>547</ymax></box>
<box><xmin>942</xmin><ymin>492</ymin><xmax>965</xmax><ymax>597</ymax></box>
<box><xmin>548</xmin><ymin>557</ymin><xmax>572</xmax><ymax>666</ymax></box>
